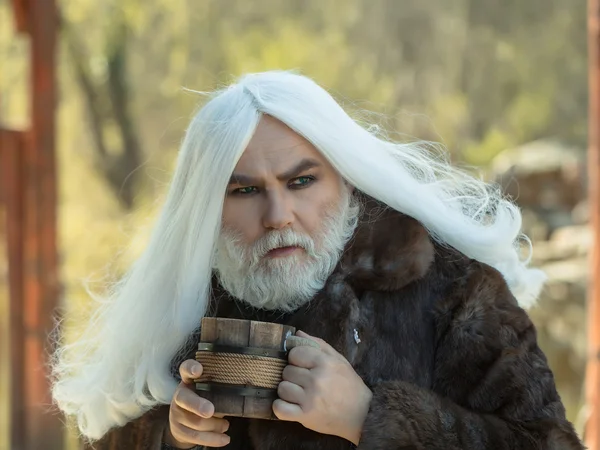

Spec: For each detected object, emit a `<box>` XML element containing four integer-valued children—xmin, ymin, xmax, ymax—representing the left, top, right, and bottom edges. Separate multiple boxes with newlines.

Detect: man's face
<box><xmin>214</xmin><ymin>115</ymin><xmax>359</xmax><ymax>311</ymax></box>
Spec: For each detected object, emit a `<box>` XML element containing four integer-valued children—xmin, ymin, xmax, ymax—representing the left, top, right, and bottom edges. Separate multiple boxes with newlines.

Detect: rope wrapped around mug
<box><xmin>195</xmin><ymin>335</ymin><xmax>319</xmax><ymax>390</ymax></box>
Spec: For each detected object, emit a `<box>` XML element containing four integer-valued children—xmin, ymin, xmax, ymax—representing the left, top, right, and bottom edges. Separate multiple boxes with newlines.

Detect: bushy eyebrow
<box><xmin>228</xmin><ymin>158</ymin><xmax>321</xmax><ymax>186</ymax></box>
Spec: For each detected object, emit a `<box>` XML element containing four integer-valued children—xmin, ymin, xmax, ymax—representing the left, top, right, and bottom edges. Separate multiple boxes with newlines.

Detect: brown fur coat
<box><xmin>85</xmin><ymin>195</ymin><xmax>584</xmax><ymax>450</ymax></box>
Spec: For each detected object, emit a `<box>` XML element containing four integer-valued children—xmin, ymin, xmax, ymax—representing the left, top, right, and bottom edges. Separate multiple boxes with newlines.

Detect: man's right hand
<box><xmin>164</xmin><ymin>360</ymin><xmax>231</xmax><ymax>448</ymax></box>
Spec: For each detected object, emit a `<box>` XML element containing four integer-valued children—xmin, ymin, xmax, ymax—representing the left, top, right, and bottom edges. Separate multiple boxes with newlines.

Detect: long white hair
<box><xmin>51</xmin><ymin>70</ymin><xmax>545</xmax><ymax>441</ymax></box>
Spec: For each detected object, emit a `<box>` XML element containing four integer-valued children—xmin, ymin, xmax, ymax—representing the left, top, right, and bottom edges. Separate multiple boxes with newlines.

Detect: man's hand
<box><xmin>273</xmin><ymin>331</ymin><xmax>373</xmax><ymax>445</ymax></box>
<box><xmin>164</xmin><ymin>360</ymin><xmax>231</xmax><ymax>448</ymax></box>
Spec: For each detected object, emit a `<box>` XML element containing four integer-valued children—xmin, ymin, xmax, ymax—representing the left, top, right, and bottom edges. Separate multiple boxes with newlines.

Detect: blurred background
<box><xmin>0</xmin><ymin>0</ymin><xmax>593</xmax><ymax>448</ymax></box>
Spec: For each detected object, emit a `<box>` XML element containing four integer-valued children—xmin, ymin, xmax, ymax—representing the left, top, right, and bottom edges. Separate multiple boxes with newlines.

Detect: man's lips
<box><xmin>266</xmin><ymin>246</ymin><xmax>301</xmax><ymax>258</ymax></box>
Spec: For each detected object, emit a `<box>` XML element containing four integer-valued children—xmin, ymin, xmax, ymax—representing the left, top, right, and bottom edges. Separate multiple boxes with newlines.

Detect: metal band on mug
<box><xmin>197</xmin><ymin>342</ymin><xmax>288</xmax><ymax>360</ymax></box>
<box><xmin>195</xmin><ymin>382</ymin><xmax>278</xmax><ymax>398</ymax></box>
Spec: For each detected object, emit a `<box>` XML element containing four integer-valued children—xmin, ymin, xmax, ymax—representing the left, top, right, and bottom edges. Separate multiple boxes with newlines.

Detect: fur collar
<box><xmin>340</xmin><ymin>193</ymin><xmax>435</xmax><ymax>292</ymax></box>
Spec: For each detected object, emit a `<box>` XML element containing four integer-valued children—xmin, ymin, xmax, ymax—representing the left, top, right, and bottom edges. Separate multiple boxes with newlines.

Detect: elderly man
<box><xmin>52</xmin><ymin>71</ymin><xmax>583</xmax><ymax>449</ymax></box>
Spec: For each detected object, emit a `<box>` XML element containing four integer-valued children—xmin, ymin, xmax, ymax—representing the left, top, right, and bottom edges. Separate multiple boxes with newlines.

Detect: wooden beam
<box><xmin>10</xmin><ymin>0</ymin><xmax>29</xmax><ymax>34</ymax></box>
<box><xmin>0</xmin><ymin>129</ymin><xmax>26</xmax><ymax>450</ymax></box>
<box><xmin>587</xmin><ymin>0</ymin><xmax>600</xmax><ymax>448</ymax></box>
<box><xmin>21</xmin><ymin>0</ymin><xmax>63</xmax><ymax>448</ymax></box>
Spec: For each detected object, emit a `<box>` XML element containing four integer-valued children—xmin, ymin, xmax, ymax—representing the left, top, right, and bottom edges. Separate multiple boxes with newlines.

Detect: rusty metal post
<box><xmin>587</xmin><ymin>0</ymin><xmax>600</xmax><ymax>448</ymax></box>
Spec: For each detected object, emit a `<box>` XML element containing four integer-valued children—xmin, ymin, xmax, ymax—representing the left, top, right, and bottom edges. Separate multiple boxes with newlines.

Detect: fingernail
<box><xmin>222</xmin><ymin>435</ymin><xmax>231</xmax><ymax>445</ymax></box>
<box><xmin>192</xmin><ymin>365</ymin><xmax>200</xmax><ymax>376</ymax></box>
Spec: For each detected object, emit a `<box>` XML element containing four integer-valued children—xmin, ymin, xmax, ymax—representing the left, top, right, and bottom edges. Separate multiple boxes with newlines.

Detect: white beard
<box><xmin>213</xmin><ymin>190</ymin><xmax>360</xmax><ymax>311</ymax></box>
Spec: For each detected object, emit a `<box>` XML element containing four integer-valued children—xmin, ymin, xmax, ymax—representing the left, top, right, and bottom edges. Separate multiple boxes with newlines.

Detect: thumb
<box><xmin>179</xmin><ymin>359</ymin><xmax>203</xmax><ymax>385</ymax></box>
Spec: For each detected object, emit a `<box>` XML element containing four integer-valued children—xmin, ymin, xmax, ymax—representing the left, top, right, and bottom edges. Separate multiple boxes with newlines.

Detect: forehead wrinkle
<box><xmin>249</xmin><ymin>137</ymin><xmax>312</xmax><ymax>157</ymax></box>
<box><xmin>260</xmin><ymin>143</ymin><xmax>311</xmax><ymax>167</ymax></box>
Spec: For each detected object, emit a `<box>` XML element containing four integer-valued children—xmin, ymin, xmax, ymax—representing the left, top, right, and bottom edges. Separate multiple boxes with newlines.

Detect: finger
<box><xmin>285</xmin><ymin>335</ymin><xmax>320</xmax><ymax>350</ymax></box>
<box><xmin>171</xmin><ymin>422</ymin><xmax>230</xmax><ymax>447</ymax></box>
<box><xmin>281</xmin><ymin>365</ymin><xmax>311</xmax><ymax>388</ymax></box>
<box><xmin>272</xmin><ymin>398</ymin><xmax>304</xmax><ymax>422</ymax></box>
<box><xmin>288</xmin><ymin>345</ymin><xmax>324</xmax><ymax>370</ymax></box>
<box><xmin>277</xmin><ymin>380</ymin><xmax>305</xmax><ymax>405</ymax></box>
<box><xmin>179</xmin><ymin>359</ymin><xmax>203</xmax><ymax>384</ymax></box>
<box><xmin>173</xmin><ymin>386</ymin><xmax>215</xmax><ymax>418</ymax></box>
<box><xmin>296</xmin><ymin>330</ymin><xmax>341</xmax><ymax>358</ymax></box>
<box><xmin>172</xmin><ymin>409</ymin><xmax>230</xmax><ymax>433</ymax></box>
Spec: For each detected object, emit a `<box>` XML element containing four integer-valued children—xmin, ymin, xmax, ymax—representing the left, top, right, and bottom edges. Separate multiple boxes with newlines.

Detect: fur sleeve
<box><xmin>81</xmin><ymin>405</ymin><xmax>170</xmax><ymax>450</ymax></box>
<box><xmin>358</xmin><ymin>263</ymin><xmax>584</xmax><ymax>450</ymax></box>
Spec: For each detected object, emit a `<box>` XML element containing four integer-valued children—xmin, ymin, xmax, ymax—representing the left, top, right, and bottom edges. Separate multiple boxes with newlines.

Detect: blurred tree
<box><xmin>62</xmin><ymin>7</ymin><xmax>142</xmax><ymax>209</ymax></box>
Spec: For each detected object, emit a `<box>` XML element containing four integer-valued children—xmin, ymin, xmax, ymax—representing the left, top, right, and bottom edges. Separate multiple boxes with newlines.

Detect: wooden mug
<box><xmin>194</xmin><ymin>317</ymin><xmax>295</xmax><ymax>420</ymax></box>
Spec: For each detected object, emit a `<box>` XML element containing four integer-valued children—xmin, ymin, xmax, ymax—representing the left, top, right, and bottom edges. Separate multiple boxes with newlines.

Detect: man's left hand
<box><xmin>273</xmin><ymin>330</ymin><xmax>373</xmax><ymax>445</ymax></box>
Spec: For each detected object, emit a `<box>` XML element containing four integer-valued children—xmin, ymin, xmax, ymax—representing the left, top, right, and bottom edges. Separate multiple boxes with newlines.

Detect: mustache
<box><xmin>221</xmin><ymin>227</ymin><xmax>317</xmax><ymax>265</ymax></box>
<box><xmin>251</xmin><ymin>229</ymin><xmax>316</xmax><ymax>261</ymax></box>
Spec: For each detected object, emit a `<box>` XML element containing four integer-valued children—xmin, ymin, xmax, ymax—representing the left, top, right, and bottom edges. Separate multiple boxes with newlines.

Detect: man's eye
<box><xmin>289</xmin><ymin>176</ymin><xmax>315</xmax><ymax>188</ymax></box>
<box><xmin>234</xmin><ymin>186</ymin><xmax>258</xmax><ymax>195</ymax></box>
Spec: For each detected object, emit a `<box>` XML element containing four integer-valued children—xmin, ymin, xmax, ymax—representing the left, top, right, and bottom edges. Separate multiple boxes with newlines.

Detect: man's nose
<box><xmin>262</xmin><ymin>193</ymin><xmax>294</xmax><ymax>230</ymax></box>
